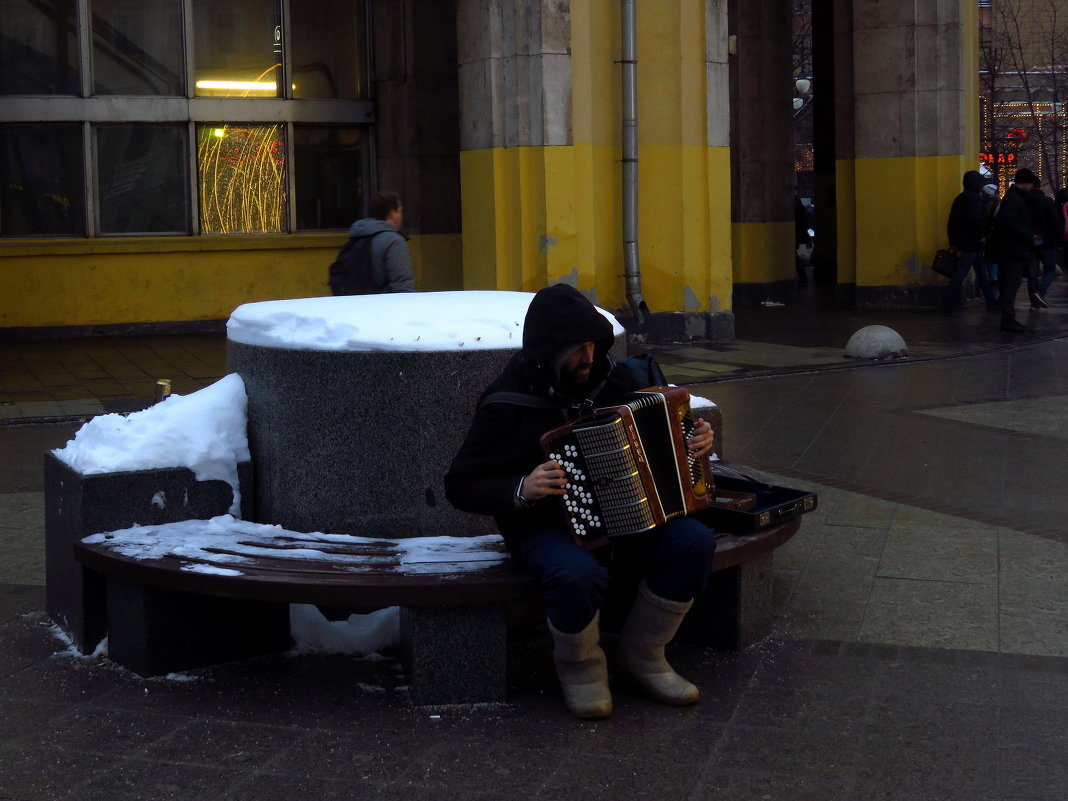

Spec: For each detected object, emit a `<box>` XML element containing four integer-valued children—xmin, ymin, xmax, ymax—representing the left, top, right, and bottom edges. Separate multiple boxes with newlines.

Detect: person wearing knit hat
<box><xmin>1014</xmin><ymin>168</ymin><xmax>1040</xmax><ymax>186</ymax></box>
<box><xmin>990</xmin><ymin>168</ymin><xmax>1038</xmax><ymax>331</ymax></box>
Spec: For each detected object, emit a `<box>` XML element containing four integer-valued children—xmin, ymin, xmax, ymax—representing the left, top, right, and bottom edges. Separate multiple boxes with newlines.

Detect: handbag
<box><xmin>932</xmin><ymin>248</ymin><xmax>959</xmax><ymax>278</ymax></box>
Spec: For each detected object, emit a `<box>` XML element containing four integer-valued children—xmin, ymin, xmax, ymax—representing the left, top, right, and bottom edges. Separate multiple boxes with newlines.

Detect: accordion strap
<box><xmin>480</xmin><ymin>391</ymin><xmax>562</xmax><ymax>410</ymax></box>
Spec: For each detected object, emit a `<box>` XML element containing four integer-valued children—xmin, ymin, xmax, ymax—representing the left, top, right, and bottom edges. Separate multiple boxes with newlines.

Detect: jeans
<box><xmin>943</xmin><ymin>250</ymin><xmax>996</xmax><ymax>306</ymax></box>
<box><xmin>1027</xmin><ymin>247</ymin><xmax>1058</xmax><ymax>300</ymax></box>
<box><xmin>518</xmin><ymin>516</ymin><xmax>717</xmax><ymax>634</ymax></box>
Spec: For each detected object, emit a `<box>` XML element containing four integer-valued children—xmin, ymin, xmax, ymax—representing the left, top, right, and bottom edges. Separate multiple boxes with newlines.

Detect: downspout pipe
<box><xmin>621</xmin><ymin>0</ymin><xmax>648</xmax><ymax>325</ymax></box>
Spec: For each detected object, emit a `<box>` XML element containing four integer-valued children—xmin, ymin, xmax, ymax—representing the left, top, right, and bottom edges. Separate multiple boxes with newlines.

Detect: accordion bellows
<box><xmin>540</xmin><ymin>387</ymin><xmax>714</xmax><ymax>548</ymax></box>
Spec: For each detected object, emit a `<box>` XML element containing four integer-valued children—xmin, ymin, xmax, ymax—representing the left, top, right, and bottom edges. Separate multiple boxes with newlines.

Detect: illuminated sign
<box><xmin>980</xmin><ymin>152</ymin><xmax>1016</xmax><ymax>164</ymax></box>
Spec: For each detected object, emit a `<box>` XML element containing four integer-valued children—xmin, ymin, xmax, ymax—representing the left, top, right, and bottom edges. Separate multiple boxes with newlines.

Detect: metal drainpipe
<box><xmin>621</xmin><ymin>0</ymin><xmax>648</xmax><ymax>325</ymax></box>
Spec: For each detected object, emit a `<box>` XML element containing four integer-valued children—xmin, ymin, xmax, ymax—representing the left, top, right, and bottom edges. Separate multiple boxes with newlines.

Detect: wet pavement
<box><xmin>1</xmin><ymin>287</ymin><xmax>1067</xmax><ymax>800</ymax></box>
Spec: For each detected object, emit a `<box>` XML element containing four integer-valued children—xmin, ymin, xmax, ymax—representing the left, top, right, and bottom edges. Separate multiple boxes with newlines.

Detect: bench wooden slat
<box><xmin>74</xmin><ymin>518</ymin><xmax>800</xmax><ymax>608</ymax></box>
<box><xmin>74</xmin><ymin>540</ymin><xmax>539</xmax><ymax>606</ymax></box>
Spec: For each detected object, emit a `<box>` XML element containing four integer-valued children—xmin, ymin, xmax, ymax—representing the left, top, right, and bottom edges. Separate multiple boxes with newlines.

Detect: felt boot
<box><xmin>548</xmin><ymin>613</ymin><xmax>613</xmax><ymax>720</ymax></box>
<box><xmin>617</xmin><ymin>581</ymin><xmax>700</xmax><ymax>706</ymax></box>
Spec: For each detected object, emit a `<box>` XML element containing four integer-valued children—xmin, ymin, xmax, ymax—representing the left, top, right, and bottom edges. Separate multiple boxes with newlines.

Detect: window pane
<box><xmin>197</xmin><ymin>124</ymin><xmax>286</xmax><ymax>233</ymax></box>
<box><xmin>0</xmin><ymin>0</ymin><xmax>79</xmax><ymax>95</ymax></box>
<box><xmin>1</xmin><ymin>126</ymin><xmax>85</xmax><ymax>236</ymax></box>
<box><xmin>92</xmin><ymin>0</ymin><xmax>184</xmax><ymax>95</ymax></box>
<box><xmin>192</xmin><ymin>0</ymin><xmax>281</xmax><ymax>98</ymax></box>
<box><xmin>97</xmin><ymin>126</ymin><xmax>188</xmax><ymax>234</ymax></box>
<box><xmin>290</xmin><ymin>0</ymin><xmax>367</xmax><ymax>99</ymax></box>
<box><xmin>293</xmin><ymin>126</ymin><xmax>365</xmax><ymax>230</ymax></box>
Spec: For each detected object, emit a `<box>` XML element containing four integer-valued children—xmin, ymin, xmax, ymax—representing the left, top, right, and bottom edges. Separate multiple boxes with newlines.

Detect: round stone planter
<box><xmin>227</xmin><ymin>292</ymin><xmax>625</xmax><ymax>539</ymax></box>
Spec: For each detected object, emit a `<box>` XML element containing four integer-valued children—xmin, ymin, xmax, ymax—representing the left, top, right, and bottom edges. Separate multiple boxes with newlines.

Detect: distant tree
<box><xmin>792</xmin><ymin>0</ymin><xmax>812</xmax><ymax>82</ymax></box>
<box><xmin>985</xmin><ymin>0</ymin><xmax>1068</xmax><ymax>191</ymax></box>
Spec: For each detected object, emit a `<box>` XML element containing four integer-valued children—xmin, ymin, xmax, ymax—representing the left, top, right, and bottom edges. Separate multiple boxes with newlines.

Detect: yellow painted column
<box><xmin>457</xmin><ymin>0</ymin><xmax>733</xmax><ymax>324</ymax></box>
<box><xmin>848</xmin><ymin>0</ymin><xmax>979</xmax><ymax>302</ymax></box>
<box><xmin>726</xmin><ymin>0</ymin><xmax>795</xmax><ymax>296</ymax></box>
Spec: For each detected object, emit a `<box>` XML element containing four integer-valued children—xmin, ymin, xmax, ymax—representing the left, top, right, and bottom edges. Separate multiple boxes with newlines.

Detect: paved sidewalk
<box><xmin>1</xmin><ymin>289</ymin><xmax>1067</xmax><ymax>800</ymax></box>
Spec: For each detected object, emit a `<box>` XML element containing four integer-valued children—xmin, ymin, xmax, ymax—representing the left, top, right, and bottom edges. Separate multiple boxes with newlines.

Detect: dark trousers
<box><xmin>943</xmin><ymin>250</ymin><xmax>997</xmax><ymax>307</ymax></box>
<box><xmin>1027</xmin><ymin>247</ymin><xmax>1058</xmax><ymax>299</ymax></box>
<box><xmin>1000</xmin><ymin>257</ymin><xmax>1026</xmax><ymax>320</ymax></box>
<box><xmin>518</xmin><ymin>517</ymin><xmax>717</xmax><ymax>634</ymax></box>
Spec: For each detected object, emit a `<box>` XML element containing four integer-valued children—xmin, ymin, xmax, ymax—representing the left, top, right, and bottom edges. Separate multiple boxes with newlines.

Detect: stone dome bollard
<box><xmin>227</xmin><ymin>291</ymin><xmax>626</xmax><ymax>539</ymax></box>
<box><xmin>844</xmin><ymin>325</ymin><xmax>908</xmax><ymax>360</ymax></box>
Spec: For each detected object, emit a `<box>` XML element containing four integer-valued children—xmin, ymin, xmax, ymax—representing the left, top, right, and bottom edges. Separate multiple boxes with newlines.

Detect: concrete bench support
<box><xmin>680</xmin><ymin>552</ymin><xmax>775</xmax><ymax>650</ymax></box>
<box><xmin>44</xmin><ymin>454</ymin><xmax>253</xmax><ymax>651</ymax></box>
<box><xmin>105</xmin><ymin>577</ymin><xmax>291</xmax><ymax>676</ymax></box>
<box><xmin>402</xmin><ymin>605</ymin><xmax>508</xmax><ymax>705</ymax></box>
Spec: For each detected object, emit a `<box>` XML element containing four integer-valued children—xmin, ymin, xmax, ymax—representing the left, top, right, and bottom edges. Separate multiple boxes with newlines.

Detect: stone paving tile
<box><xmin>998</xmin><ymin>601</ymin><xmax>1068</xmax><ymax>657</ymax></box>
<box><xmin>859</xmin><ymin>577</ymin><xmax>999</xmax><ymax>651</ymax></box>
<box><xmin>68</xmin><ymin>757</ymin><xmax>245</xmax><ymax>801</ymax></box>
<box><xmin>876</xmin><ymin>524</ymin><xmax>998</xmax><ymax>585</ymax></box>
<box><xmin>227</xmin><ymin>771</ymin><xmax>392</xmax><ymax>801</ymax></box>
<box><xmin>0</xmin><ymin>547</ymin><xmax>45</xmax><ymax>585</ymax></box>
<box><xmin>917</xmin><ymin>394</ymin><xmax>1068</xmax><ymax>438</ymax></box>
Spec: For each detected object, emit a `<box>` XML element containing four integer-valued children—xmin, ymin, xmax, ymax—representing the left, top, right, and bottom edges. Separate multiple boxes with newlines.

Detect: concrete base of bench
<box><xmin>101</xmin><ymin>574</ymin><xmax>511</xmax><ymax>704</ymax></box>
<box><xmin>44</xmin><ymin>454</ymin><xmax>254</xmax><ymax>652</ymax></box>
<box><xmin>680</xmin><ymin>552</ymin><xmax>774</xmax><ymax>650</ymax></box>
<box><xmin>106</xmin><ymin>576</ymin><xmax>292</xmax><ymax>676</ymax></box>
<box><xmin>73</xmin><ymin>515</ymin><xmax>801</xmax><ymax>705</ymax></box>
<box><xmin>402</xmin><ymin>606</ymin><xmax>508</xmax><ymax>705</ymax></box>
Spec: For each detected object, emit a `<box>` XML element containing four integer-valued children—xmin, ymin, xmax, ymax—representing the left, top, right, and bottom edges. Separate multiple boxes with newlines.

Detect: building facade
<box><xmin>0</xmin><ymin>0</ymin><xmax>978</xmax><ymax>337</ymax></box>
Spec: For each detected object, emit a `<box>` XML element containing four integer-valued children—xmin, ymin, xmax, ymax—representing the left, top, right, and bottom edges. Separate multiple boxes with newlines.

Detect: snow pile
<box><xmin>226</xmin><ymin>291</ymin><xmax>625</xmax><ymax>352</ymax></box>
<box><xmin>289</xmin><ymin>605</ymin><xmax>400</xmax><ymax>656</ymax></box>
<box><xmin>52</xmin><ymin>374</ymin><xmax>250</xmax><ymax>516</ymax></box>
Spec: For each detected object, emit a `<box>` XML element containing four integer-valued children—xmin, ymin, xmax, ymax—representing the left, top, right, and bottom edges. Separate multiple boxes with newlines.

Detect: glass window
<box><xmin>97</xmin><ymin>125</ymin><xmax>189</xmax><ymax>234</ymax></box>
<box><xmin>197</xmin><ymin>123</ymin><xmax>286</xmax><ymax>233</ymax></box>
<box><xmin>290</xmin><ymin>0</ymin><xmax>367</xmax><ymax>99</ymax></box>
<box><xmin>92</xmin><ymin>0</ymin><xmax>184</xmax><ymax>95</ymax></box>
<box><xmin>193</xmin><ymin>0</ymin><xmax>282</xmax><ymax>98</ymax></box>
<box><xmin>0</xmin><ymin>0</ymin><xmax>79</xmax><ymax>95</ymax></box>
<box><xmin>0</xmin><ymin>0</ymin><xmax>372</xmax><ymax>239</ymax></box>
<box><xmin>293</xmin><ymin>126</ymin><xmax>365</xmax><ymax>230</ymax></box>
<box><xmin>0</xmin><ymin>126</ymin><xmax>85</xmax><ymax>236</ymax></box>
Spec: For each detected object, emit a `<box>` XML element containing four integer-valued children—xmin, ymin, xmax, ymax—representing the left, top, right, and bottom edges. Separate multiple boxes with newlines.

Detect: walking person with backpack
<box><xmin>329</xmin><ymin>190</ymin><xmax>414</xmax><ymax>295</ymax></box>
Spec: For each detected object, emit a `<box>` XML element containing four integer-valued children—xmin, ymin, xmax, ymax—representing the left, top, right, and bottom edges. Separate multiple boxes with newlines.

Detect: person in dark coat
<box><xmin>1025</xmin><ymin>185</ymin><xmax>1064</xmax><ymax>308</ymax></box>
<box><xmin>1056</xmin><ymin>188</ymin><xmax>1068</xmax><ymax>274</ymax></box>
<box><xmin>334</xmin><ymin>190</ymin><xmax>414</xmax><ymax>294</ymax></box>
<box><xmin>991</xmin><ymin>168</ymin><xmax>1038</xmax><ymax>331</ymax></box>
<box><xmin>445</xmin><ymin>284</ymin><xmax>716</xmax><ymax>719</ymax></box>
<box><xmin>943</xmin><ymin>170</ymin><xmax>998</xmax><ymax>310</ymax></box>
<box><xmin>981</xmin><ymin>184</ymin><xmax>1001</xmax><ymax>282</ymax></box>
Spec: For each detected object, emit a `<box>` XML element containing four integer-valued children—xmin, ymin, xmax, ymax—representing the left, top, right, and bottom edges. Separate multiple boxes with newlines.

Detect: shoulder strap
<box><xmin>480</xmin><ymin>391</ymin><xmax>561</xmax><ymax>410</ymax></box>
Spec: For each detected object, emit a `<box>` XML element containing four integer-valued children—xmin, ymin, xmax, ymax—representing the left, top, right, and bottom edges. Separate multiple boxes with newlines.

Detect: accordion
<box><xmin>540</xmin><ymin>386</ymin><xmax>714</xmax><ymax>548</ymax></box>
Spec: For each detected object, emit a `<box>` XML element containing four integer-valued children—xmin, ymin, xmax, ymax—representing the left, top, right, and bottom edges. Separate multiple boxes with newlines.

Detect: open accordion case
<box><xmin>699</xmin><ymin>459</ymin><xmax>818</xmax><ymax>534</ymax></box>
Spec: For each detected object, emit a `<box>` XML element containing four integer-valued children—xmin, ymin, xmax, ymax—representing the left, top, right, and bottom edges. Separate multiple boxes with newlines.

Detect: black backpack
<box><xmin>328</xmin><ymin>231</ymin><xmax>387</xmax><ymax>296</ymax></box>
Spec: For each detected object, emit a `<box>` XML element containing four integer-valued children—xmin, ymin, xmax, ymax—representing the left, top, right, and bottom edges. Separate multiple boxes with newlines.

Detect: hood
<box><xmin>347</xmin><ymin>217</ymin><xmax>400</xmax><ymax>238</ymax></box>
<box><xmin>962</xmin><ymin>171</ymin><xmax>984</xmax><ymax>193</ymax></box>
<box><xmin>522</xmin><ymin>284</ymin><xmax>615</xmax><ymax>389</ymax></box>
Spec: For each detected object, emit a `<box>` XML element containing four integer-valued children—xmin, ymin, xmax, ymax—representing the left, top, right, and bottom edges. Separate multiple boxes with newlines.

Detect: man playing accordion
<box><xmin>445</xmin><ymin>284</ymin><xmax>716</xmax><ymax>719</ymax></box>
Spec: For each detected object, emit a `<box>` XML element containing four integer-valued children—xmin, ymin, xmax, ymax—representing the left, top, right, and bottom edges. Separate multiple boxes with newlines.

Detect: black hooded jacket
<box><xmin>444</xmin><ymin>284</ymin><xmax>639</xmax><ymax>547</ymax></box>
<box><xmin>1025</xmin><ymin>187</ymin><xmax>1064</xmax><ymax>248</ymax></box>
<box><xmin>946</xmin><ymin>171</ymin><xmax>988</xmax><ymax>252</ymax></box>
<box><xmin>992</xmin><ymin>183</ymin><xmax>1035</xmax><ymax>263</ymax></box>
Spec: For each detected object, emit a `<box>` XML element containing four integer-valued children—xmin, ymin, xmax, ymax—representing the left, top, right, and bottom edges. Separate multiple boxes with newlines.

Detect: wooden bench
<box><xmin>73</xmin><ymin>515</ymin><xmax>800</xmax><ymax>705</ymax></box>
